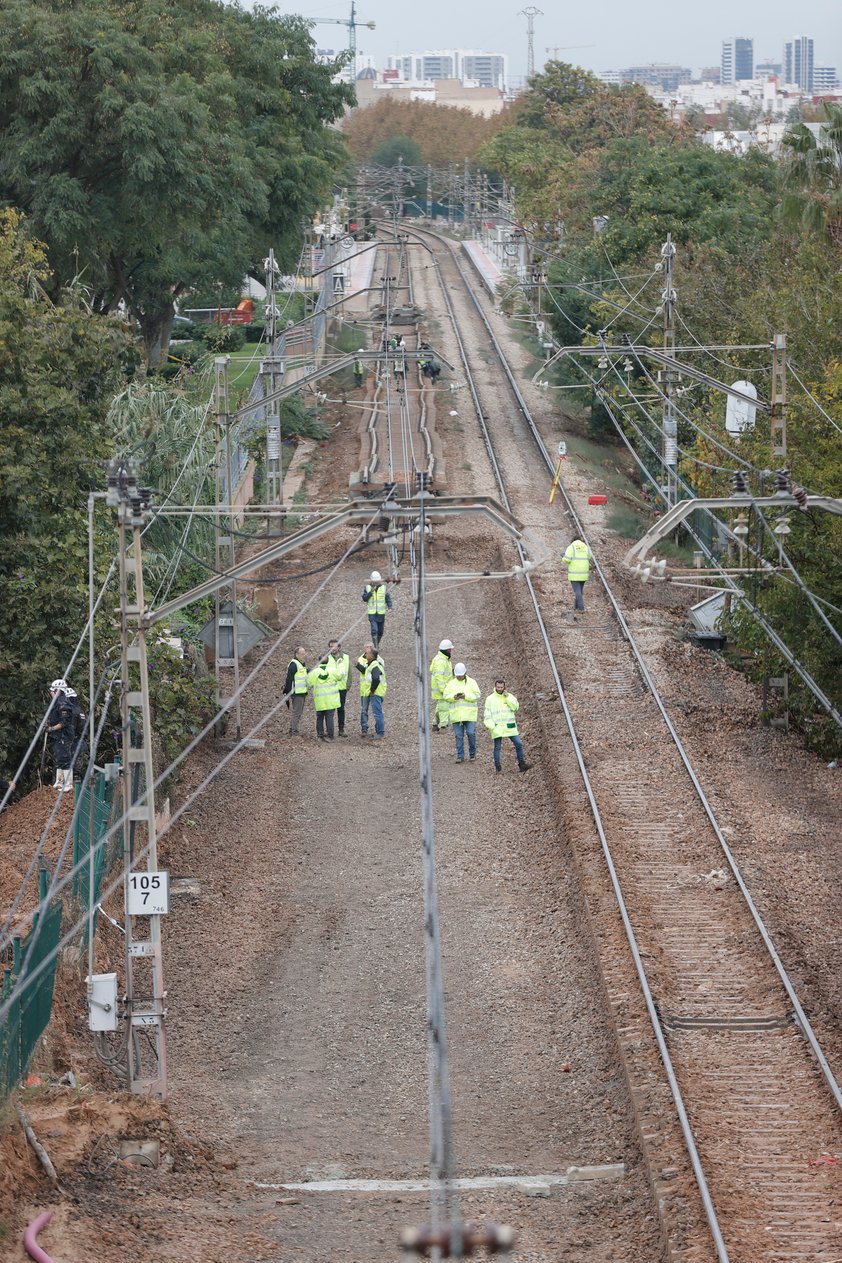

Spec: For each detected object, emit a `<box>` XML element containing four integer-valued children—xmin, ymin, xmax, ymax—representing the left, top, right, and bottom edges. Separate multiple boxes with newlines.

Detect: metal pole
<box><xmin>117</xmin><ymin>464</ymin><xmax>167</xmax><ymax>1098</ymax></box>
<box><xmin>263</xmin><ymin>249</ymin><xmax>283</xmax><ymax>510</ymax></box>
<box><xmin>660</xmin><ymin>235</ymin><xmax>678</xmax><ymax>507</ymax></box>
<box><xmin>771</xmin><ymin>332</ymin><xmax>787</xmax><ymax>459</ymax></box>
<box><xmin>223</xmin><ymin>377</ymin><xmax>243</xmax><ymax>740</ymax></box>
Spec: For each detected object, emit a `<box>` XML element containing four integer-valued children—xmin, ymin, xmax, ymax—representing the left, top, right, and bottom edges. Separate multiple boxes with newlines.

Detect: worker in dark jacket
<box><xmin>283</xmin><ymin>648</ymin><xmax>308</xmax><ymax>735</ymax></box>
<box><xmin>47</xmin><ymin>679</ymin><xmax>76</xmax><ymax>792</ymax></box>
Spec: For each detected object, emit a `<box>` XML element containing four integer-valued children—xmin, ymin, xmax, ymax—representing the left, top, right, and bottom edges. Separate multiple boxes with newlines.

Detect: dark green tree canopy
<box><xmin>0</xmin><ymin>0</ymin><xmax>353</xmax><ymax>362</ymax></box>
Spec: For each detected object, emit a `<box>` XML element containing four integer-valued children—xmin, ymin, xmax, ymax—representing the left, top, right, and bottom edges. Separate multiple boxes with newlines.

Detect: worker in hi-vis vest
<box><xmin>307</xmin><ymin>656</ymin><xmax>341</xmax><ymax>742</ymax></box>
<box><xmin>356</xmin><ymin>643</ymin><xmax>387</xmax><ymax>738</ymax></box>
<box><xmin>283</xmin><ymin>647</ymin><xmax>308</xmax><ymax>735</ymax></box>
<box><xmin>562</xmin><ymin>537</ymin><xmax>594</xmax><ymax>613</ymax></box>
<box><xmin>327</xmin><ymin>638</ymin><xmax>351</xmax><ymax>737</ymax></box>
<box><xmin>483</xmin><ymin>679</ymin><xmax>532</xmax><ymax>774</ymax></box>
<box><xmin>429</xmin><ymin>639</ymin><xmax>454</xmax><ymax>731</ymax></box>
<box><xmin>362</xmin><ymin>570</ymin><xmax>393</xmax><ymax>648</ymax></box>
<box><xmin>443</xmin><ymin>663</ymin><xmax>481</xmax><ymax>762</ymax></box>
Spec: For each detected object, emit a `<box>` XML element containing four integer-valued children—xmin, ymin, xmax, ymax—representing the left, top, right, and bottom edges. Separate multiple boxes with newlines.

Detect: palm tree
<box><xmin>779</xmin><ymin>102</ymin><xmax>842</xmax><ymax>245</ymax></box>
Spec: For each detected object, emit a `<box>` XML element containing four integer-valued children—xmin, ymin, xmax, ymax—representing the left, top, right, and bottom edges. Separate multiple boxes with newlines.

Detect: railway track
<box><xmin>351</xmin><ymin>235</ymin><xmax>445</xmax><ymax>497</ymax></box>
<box><xmin>405</xmin><ymin>223</ymin><xmax>842</xmax><ymax>1262</ymax></box>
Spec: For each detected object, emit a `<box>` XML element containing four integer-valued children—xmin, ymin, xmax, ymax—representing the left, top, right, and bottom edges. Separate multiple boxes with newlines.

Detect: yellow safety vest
<box><xmin>289</xmin><ymin>657</ymin><xmax>308</xmax><ymax>694</ymax></box>
<box><xmin>563</xmin><ymin>540</ymin><xmax>592</xmax><ymax>582</ymax></box>
<box><xmin>443</xmin><ymin>676</ymin><xmax>481</xmax><ymax>723</ymax></box>
<box><xmin>358</xmin><ymin>654</ymin><xmax>387</xmax><ymax>697</ymax></box>
<box><xmin>483</xmin><ymin>691</ymin><xmax>520</xmax><ymax>738</ymax></box>
<box><xmin>365</xmin><ymin>584</ymin><xmax>388</xmax><ymax>615</ymax></box>
<box><xmin>429</xmin><ymin>651</ymin><xmax>453</xmax><ymax>699</ymax></box>
<box><xmin>307</xmin><ymin>665</ymin><xmax>340</xmax><ymax>712</ymax></box>
<box><xmin>329</xmin><ymin>652</ymin><xmax>351</xmax><ymax>690</ymax></box>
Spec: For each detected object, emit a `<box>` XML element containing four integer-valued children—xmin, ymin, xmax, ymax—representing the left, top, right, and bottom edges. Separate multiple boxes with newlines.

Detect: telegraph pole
<box><xmin>112</xmin><ymin>462</ymin><xmax>168</xmax><ymax>1098</ymax></box>
<box><xmin>771</xmin><ymin>332</ymin><xmax>787</xmax><ymax>459</ymax></box>
<box><xmin>214</xmin><ymin>357</ymin><xmax>242</xmax><ymax>738</ymax></box>
<box><xmin>660</xmin><ymin>235</ymin><xmax>679</xmax><ymax>506</ymax></box>
<box><xmin>262</xmin><ymin>249</ymin><xmax>284</xmax><ymax>510</ymax></box>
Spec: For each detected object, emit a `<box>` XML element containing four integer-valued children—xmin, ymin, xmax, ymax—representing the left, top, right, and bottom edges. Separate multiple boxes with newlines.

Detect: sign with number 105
<box><xmin>127</xmin><ymin>871</ymin><xmax>170</xmax><ymax>916</ymax></box>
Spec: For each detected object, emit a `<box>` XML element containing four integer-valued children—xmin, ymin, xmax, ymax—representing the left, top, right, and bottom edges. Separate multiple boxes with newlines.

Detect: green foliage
<box><xmin>201</xmin><ymin>324</ymin><xmax>246</xmax><ymax>353</ymax></box>
<box><xmin>370</xmin><ymin>135</ymin><xmax>423</xmax><ymax>167</ymax></box>
<box><xmin>0</xmin><ymin>0</ymin><xmax>353</xmax><ymax>363</ymax></box>
<box><xmin>779</xmin><ymin>101</ymin><xmax>842</xmax><ymax>245</ymax></box>
<box><xmin>0</xmin><ymin>210</ymin><xmax>136</xmax><ymax>778</ymax></box>
<box><xmin>146</xmin><ymin>631</ymin><xmax>215</xmax><ymax>784</ymax></box>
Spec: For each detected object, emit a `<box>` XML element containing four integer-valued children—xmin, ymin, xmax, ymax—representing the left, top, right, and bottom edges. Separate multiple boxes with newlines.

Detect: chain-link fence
<box><xmin>72</xmin><ymin>770</ymin><xmax>122</xmax><ymax>946</ymax></box>
<box><xmin>0</xmin><ymin>871</ymin><xmax>63</xmax><ymax>1099</ymax></box>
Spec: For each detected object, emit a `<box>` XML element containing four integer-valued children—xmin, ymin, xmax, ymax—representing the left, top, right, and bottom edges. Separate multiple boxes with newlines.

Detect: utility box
<box><xmin>87</xmin><ymin>972</ymin><xmax>118</xmax><ymax>1032</ymax></box>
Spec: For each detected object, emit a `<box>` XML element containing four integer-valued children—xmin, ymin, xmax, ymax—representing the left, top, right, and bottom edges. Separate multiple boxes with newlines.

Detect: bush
<box><xmin>201</xmin><ymin>324</ymin><xmax>246</xmax><ymax>352</ymax></box>
<box><xmin>170</xmin><ymin>318</ymin><xmax>200</xmax><ymax>340</ymax></box>
<box><xmin>244</xmin><ymin>322</ymin><xmax>266</xmax><ymax>343</ymax></box>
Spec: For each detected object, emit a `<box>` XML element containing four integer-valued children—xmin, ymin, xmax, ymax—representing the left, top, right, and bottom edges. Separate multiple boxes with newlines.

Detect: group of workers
<box><xmin>282</xmin><ymin>535</ymin><xmax>595</xmax><ymax>758</ymax></box>
<box><xmin>429</xmin><ymin>641</ymin><xmax>532</xmax><ymax>773</ymax></box>
<box><xmin>284</xmin><ymin>638</ymin><xmax>386</xmax><ymax>741</ymax></box>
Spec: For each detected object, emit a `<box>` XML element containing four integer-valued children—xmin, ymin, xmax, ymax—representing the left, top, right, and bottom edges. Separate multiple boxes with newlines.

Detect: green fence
<box><xmin>0</xmin><ymin>871</ymin><xmax>63</xmax><ymax>1099</ymax></box>
<box><xmin>72</xmin><ymin>770</ymin><xmax>122</xmax><ymax>945</ymax></box>
<box><xmin>0</xmin><ymin>769</ymin><xmax>124</xmax><ymax>1101</ymax></box>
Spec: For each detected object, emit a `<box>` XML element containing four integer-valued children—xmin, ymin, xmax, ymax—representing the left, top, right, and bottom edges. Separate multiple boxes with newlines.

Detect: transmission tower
<box><xmin>519</xmin><ymin>6</ymin><xmax>543</xmax><ymax>79</ymax></box>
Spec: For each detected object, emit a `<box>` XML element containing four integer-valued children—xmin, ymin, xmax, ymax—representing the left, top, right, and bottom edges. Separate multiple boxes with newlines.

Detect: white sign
<box><xmin>558</xmin><ymin>440</ymin><xmax>567</xmax><ymax>457</ymax></box>
<box><xmin>340</xmin><ymin>235</ymin><xmax>354</xmax><ymax>251</ymax></box>
<box><xmin>127</xmin><ymin>870</ymin><xmax>170</xmax><ymax>916</ymax></box>
<box><xmin>332</xmin><ymin>273</ymin><xmax>345</xmax><ymax>295</ymax></box>
<box><xmin>725</xmin><ymin>380</ymin><xmax>758</xmax><ymax>434</ymax></box>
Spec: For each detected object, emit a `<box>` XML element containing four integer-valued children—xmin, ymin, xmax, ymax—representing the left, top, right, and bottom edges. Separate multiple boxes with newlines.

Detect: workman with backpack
<box><xmin>284</xmin><ymin>647</ymin><xmax>309</xmax><ymax>735</ymax></box>
<box><xmin>356</xmin><ymin>643</ymin><xmax>387</xmax><ymax>738</ymax></box>
<box><xmin>46</xmin><ymin>678</ymin><xmax>76</xmax><ymax>792</ymax></box>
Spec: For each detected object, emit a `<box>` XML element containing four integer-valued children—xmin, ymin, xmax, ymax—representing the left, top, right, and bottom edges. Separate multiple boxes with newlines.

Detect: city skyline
<box><xmin>268</xmin><ymin>1</ymin><xmax>841</xmax><ymax>86</ymax></box>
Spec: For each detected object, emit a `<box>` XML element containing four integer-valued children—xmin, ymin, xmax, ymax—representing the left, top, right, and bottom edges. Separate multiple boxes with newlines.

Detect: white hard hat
<box><xmin>50</xmin><ymin>678</ymin><xmax>69</xmax><ymax>693</ymax></box>
<box><xmin>454</xmin><ymin>663</ymin><xmax>467</xmax><ymax>676</ymax></box>
<box><xmin>439</xmin><ymin>639</ymin><xmax>453</xmax><ymax>651</ymax></box>
<box><xmin>65</xmin><ymin>688</ymin><xmax>78</xmax><ymax>699</ymax></box>
<box><xmin>370</xmin><ymin>570</ymin><xmax>382</xmax><ymax>582</ymax></box>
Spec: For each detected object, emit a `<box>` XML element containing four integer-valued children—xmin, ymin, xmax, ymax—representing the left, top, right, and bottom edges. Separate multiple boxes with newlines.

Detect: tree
<box><xmin>780</xmin><ymin>102</ymin><xmax>842</xmax><ymax>245</ymax></box>
<box><xmin>514</xmin><ymin>61</ymin><xmax>602</xmax><ymax>130</ymax></box>
<box><xmin>0</xmin><ymin>0</ymin><xmax>353</xmax><ymax>364</ymax></box>
<box><xmin>0</xmin><ymin>210</ymin><xmax>136</xmax><ymax>778</ymax></box>
<box><xmin>342</xmin><ymin>97</ymin><xmax>507</xmax><ymax>165</ymax></box>
<box><xmin>371</xmin><ymin>136</ymin><xmax>423</xmax><ymax>167</ymax></box>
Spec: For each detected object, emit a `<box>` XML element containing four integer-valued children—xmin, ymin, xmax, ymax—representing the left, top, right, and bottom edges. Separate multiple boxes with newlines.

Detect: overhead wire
<box><xmin>0</xmin><ymin>506</ymin><xmax>385</xmax><ymax>1013</ymax></box>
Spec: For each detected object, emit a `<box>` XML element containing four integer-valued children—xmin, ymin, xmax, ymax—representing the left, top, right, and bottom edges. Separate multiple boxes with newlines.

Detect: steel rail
<box><xmin>409</xmin><ymin>221</ymin><xmax>842</xmax><ymax>1258</ymax></box>
<box><xmin>408</xmin><ymin>224</ymin><xmax>730</xmax><ymax>1262</ymax></box>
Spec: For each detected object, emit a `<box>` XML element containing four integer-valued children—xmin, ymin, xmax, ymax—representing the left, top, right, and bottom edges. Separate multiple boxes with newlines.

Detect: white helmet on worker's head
<box><xmin>438</xmin><ymin>639</ymin><xmax>454</xmax><ymax>651</ymax></box>
<box><xmin>454</xmin><ymin>662</ymin><xmax>467</xmax><ymax>677</ymax></box>
<box><xmin>65</xmin><ymin>688</ymin><xmax>78</xmax><ymax>699</ymax></box>
<box><xmin>50</xmin><ymin>678</ymin><xmax>69</xmax><ymax>694</ymax></box>
<box><xmin>370</xmin><ymin>570</ymin><xmax>382</xmax><ymax>582</ymax></box>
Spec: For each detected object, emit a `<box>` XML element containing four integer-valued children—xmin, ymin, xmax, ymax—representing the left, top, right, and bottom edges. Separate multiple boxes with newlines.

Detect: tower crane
<box><xmin>545</xmin><ymin>44</ymin><xmax>596</xmax><ymax>59</ymax></box>
<box><xmin>307</xmin><ymin>1</ymin><xmax>375</xmax><ymax>83</ymax></box>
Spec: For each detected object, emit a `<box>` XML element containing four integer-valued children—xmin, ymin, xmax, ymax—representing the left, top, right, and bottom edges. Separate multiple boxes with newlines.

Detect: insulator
<box><xmin>774</xmin><ymin>467</ymin><xmax>790</xmax><ymax>493</ymax></box>
<box><xmin>792</xmin><ymin>484</ymin><xmax>808</xmax><ymax>509</ymax></box>
<box><xmin>620</xmin><ymin>333</ymin><xmax>631</xmax><ymax>347</ymax></box>
<box><xmin>732</xmin><ymin>471</ymin><xmax>748</xmax><ymax>495</ymax></box>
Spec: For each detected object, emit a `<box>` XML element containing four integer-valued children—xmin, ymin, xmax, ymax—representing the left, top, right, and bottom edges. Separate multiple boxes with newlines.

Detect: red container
<box><xmin>588</xmin><ymin>494</ymin><xmax>608</xmax><ymax>505</ymax></box>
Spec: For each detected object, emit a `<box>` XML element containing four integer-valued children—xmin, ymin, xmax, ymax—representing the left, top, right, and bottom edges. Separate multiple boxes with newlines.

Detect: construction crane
<box><xmin>545</xmin><ymin>44</ymin><xmax>596</xmax><ymax>59</ymax></box>
<box><xmin>308</xmin><ymin>1</ymin><xmax>375</xmax><ymax>83</ymax></box>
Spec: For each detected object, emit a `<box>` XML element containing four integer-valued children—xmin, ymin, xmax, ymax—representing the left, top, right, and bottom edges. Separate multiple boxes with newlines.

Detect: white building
<box><xmin>386</xmin><ymin>49</ymin><xmax>508</xmax><ymax>92</ymax></box>
<box><xmin>721</xmin><ymin>37</ymin><xmax>754</xmax><ymax>85</ymax></box>
<box><xmin>783</xmin><ymin>36</ymin><xmax>814</xmax><ymax>92</ymax></box>
<box><xmin>813</xmin><ymin>65</ymin><xmax>839</xmax><ymax>93</ymax></box>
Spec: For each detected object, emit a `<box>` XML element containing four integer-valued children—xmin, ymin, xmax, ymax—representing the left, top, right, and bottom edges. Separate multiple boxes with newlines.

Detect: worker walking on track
<box><xmin>327</xmin><ymin>639</ymin><xmax>351</xmax><ymax>737</ymax></box>
<box><xmin>483</xmin><ymin>679</ymin><xmax>532</xmax><ymax>774</ymax></box>
<box><xmin>430</xmin><ymin>639</ymin><xmax>454</xmax><ymax>731</ymax></box>
<box><xmin>284</xmin><ymin>647</ymin><xmax>309</xmax><ymax>735</ymax></box>
<box><xmin>562</xmin><ymin>536</ymin><xmax>594</xmax><ymax>613</ymax></box>
<box><xmin>308</xmin><ymin>656</ymin><xmax>341</xmax><ymax>741</ymax></box>
<box><xmin>356</xmin><ymin>643</ymin><xmax>387</xmax><ymax>738</ymax></box>
<box><xmin>443</xmin><ymin>663</ymin><xmax>481</xmax><ymax>762</ymax></box>
<box><xmin>362</xmin><ymin>570</ymin><xmax>392</xmax><ymax>648</ymax></box>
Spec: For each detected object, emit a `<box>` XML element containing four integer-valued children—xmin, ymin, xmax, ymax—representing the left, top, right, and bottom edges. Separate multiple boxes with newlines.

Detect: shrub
<box><xmin>244</xmin><ymin>322</ymin><xmax>266</xmax><ymax>343</ymax></box>
<box><xmin>201</xmin><ymin>323</ymin><xmax>246</xmax><ymax>352</ymax></box>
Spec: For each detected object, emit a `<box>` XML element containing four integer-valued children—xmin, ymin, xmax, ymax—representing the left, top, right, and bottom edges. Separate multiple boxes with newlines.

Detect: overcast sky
<box><xmin>266</xmin><ymin>1</ymin><xmax>841</xmax><ymax>84</ymax></box>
